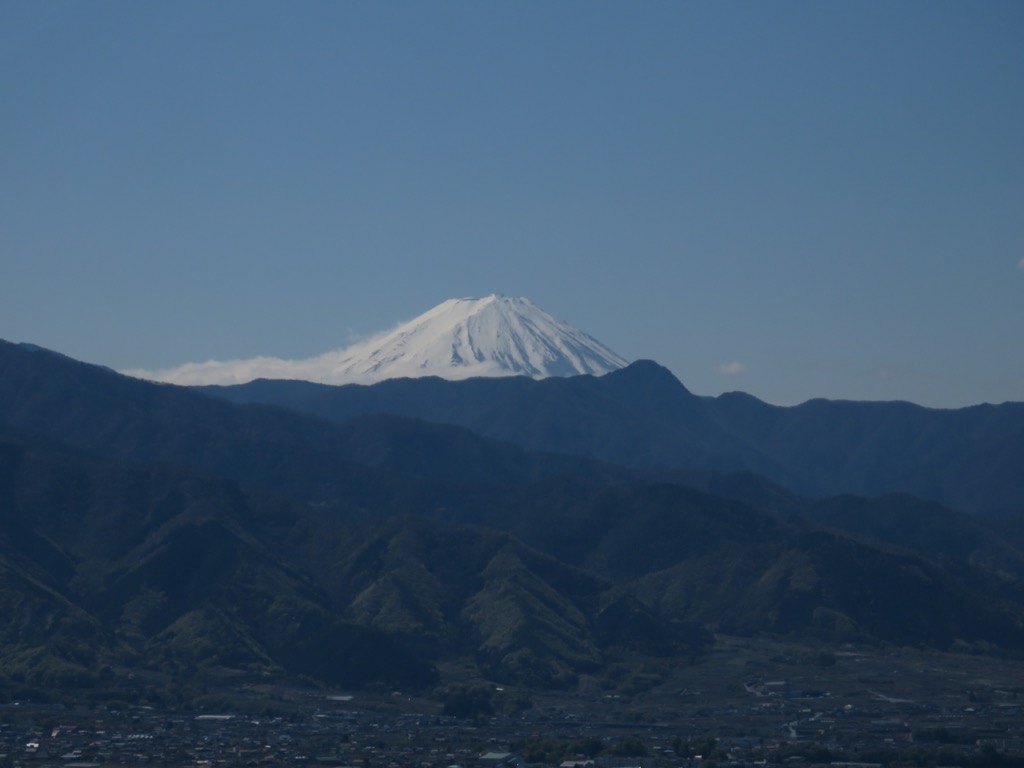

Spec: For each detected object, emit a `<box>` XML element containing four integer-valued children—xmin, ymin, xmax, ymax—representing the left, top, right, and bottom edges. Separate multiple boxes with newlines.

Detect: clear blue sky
<box><xmin>2</xmin><ymin>1</ymin><xmax>1022</xmax><ymax>407</ymax></box>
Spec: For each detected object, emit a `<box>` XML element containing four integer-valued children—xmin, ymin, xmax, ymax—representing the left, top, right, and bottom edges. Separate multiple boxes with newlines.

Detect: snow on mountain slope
<box><xmin>124</xmin><ymin>295</ymin><xmax>629</xmax><ymax>386</ymax></box>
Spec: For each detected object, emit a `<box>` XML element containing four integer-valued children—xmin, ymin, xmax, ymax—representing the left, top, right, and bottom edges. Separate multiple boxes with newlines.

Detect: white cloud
<box><xmin>716</xmin><ymin>361</ymin><xmax>747</xmax><ymax>376</ymax></box>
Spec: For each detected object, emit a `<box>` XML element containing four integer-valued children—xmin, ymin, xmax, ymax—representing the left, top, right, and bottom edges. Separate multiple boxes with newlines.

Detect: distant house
<box><xmin>480</xmin><ymin>752</ymin><xmax>521</xmax><ymax>766</ymax></box>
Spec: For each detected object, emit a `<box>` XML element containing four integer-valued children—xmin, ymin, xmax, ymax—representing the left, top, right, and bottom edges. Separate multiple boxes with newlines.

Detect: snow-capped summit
<box><xmin>124</xmin><ymin>295</ymin><xmax>629</xmax><ymax>386</ymax></box>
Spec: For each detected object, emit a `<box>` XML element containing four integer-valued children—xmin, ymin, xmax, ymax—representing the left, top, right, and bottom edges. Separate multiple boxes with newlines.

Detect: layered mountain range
<box><xmin>201</xmin><ymin>359</ymin><xmax>1024</xmax><ymax>516</ymax></box>
<box><xmin>2</xmin><ymin>308</ymin><xmax>1023</xmax><ymax>697</ymax></box>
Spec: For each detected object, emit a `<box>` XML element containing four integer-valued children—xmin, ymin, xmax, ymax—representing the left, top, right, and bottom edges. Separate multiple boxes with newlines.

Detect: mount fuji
<box><xmin>125</xmin><ymin>295</ymin><xmax>629</xmax><ymax>386</ymax></box>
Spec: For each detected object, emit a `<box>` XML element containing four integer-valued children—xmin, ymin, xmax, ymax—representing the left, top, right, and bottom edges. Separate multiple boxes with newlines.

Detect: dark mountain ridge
<box><xmin>2</xmin><ymin>338</ymin><xmax>1024</xmax><ymax>698</ymax></box>
<box><xmin>202</xmin><ymin>360</ymin><xmax>1024</xmax><ymax>516</ymax></box>
<box><xmin>0</xmin><ymin>340</ymin><xmax>635</xmax><ymax>514</ymax></box>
